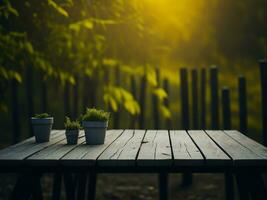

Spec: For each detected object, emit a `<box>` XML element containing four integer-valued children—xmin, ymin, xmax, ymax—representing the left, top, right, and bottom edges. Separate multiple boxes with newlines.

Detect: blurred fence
<box><xmin>7</xmin><ymin>61</ymin><xmax>267</xmax><ymax>148</ymax></box>
<box><xmin>6</xmin><ymin>60</ymin><xmax>267</xmax><ymax>198</ymax></box>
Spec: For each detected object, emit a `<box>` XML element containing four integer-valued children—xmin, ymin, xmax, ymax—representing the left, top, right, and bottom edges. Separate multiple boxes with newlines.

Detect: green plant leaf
<box><xmin>160</xmin><ymin>105</ymin><xmax>171</xmax><ymax>119</ymax></box>
<box><xmin>47</xmin><ymin>0</ymin><xmax>69</xmax><ymax>17</ymax></box>
<box><xmin>103</xmin><ymin>58</ymin><xmax>118</xmax><ymax>66</ymax></box>
<box><xmin>7</xmin><ymin>3</ymin><xmax>19</xmax><ymax>16</ymax></box>
<box><xmin>69</xmin><ymin>19</ymin><xmax>93</xmax><ymax>32</ymax></box>
<box><xmin>146</xmin><ymin>68</ymin><xmax>157</xmax><ymax>87</ymax></box>
<box><xmin>153</xmin><ymin>88</ymin><xmax>167</xmax><ymax>101</ymax></box>
<box><xmin>13</xmin><ymin>72</ymin><xmax>22</xmax><ymax>83</ymax></box>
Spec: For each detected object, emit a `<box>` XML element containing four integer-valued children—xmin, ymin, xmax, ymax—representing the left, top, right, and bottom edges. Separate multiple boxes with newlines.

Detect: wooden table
<box><xmin>0</xmin><ymin>129</ymin><xmax>267</xmax><ymax>200</ymax></box>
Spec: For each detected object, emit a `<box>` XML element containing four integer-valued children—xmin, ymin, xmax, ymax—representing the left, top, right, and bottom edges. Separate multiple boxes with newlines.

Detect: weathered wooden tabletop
<box><xmin>1</xmin><ymin>129</ymin><xmax>267</xmax><ymax>172</ymax></box>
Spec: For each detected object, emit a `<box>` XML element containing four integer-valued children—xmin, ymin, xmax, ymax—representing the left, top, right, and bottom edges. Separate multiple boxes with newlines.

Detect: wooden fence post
<box><xmin>11</xmin><ymin>79</ymin><xmax>20</xmax><ymax>144</ymax></box>
<box><xmin>41</xmin><ymin>79</ymin><xmax>48</xmax><ymax>113</ymax></box>
<box><xmin>163</xmin><ymin>78</ymin><xmax>171</xmax><ymax>129</ymax></box>
<box><xmin>180</xmin><ymin>68</ymin><xmax>192</xmax><ymax>186</ymax></box>
<box><xmin>82</xmin><ymin>76</ymin><xmax>90</xmax><ymax>112</ymax></box>
<box><xmin>139</xmin><ymin>74</ymin><xmax>147</xmax><ymax>129</ymax></box>
<box><xmin>180</xmin><ymin>68</ymin><xmax>190</xmax><ymax>130</ymax></box>
<box><xmin>238</xmin><ymin>76</ymin><xmax>247</xmax><ymax>135</ymax></box>
<box><xmin>153</xmin><ymin>68</ymin><xmax>160</xmax><ymax>129</ymax></box>
<box><xmin>222</xmin><ymin>87</ymin><xmax>231</xmax><ymax>129</ymax></box>
<box><xmin>104</xmin><ymin>67</ymin><xmax>110</xmax><ymax>112</ymax></box>
<box><xmin>156</xmin><ymin>71</ymin><xmax>169</xmax><ymax>200</ymax></box>
<box><xmin>200</xmin><ymin>68</ymin><xmax>206</xmax><ymax>129</ymax></box>
<box><xmin>191</xmin><ymin>69</ymin><xmax>199</xmax><ymax>129</ymax></box>
<box><xmin>210</xmin><ymin>66</ymin><xmax>219</xmax><ymax>129</ymax></box>
<box><xmin>64</xmin><ymin>82</ymin><xmax>71</xmax><ymax>117</ymax></box>
<box><xmin>91</xmin><ymin>71</ymin><xmax>97</xmax><ymax>108</ymax></box>
<box><xmin>113</xmin><ymin>65</ymin><xmax>120</xmax><ymax>129</ymax></box>
<box><xmin>72</xmin><ymin>75</ymin><xmax>79</xmax><ymax>119</ymax></box>
<box><xmin>25</xmin><ymin>66</ymin><xmax>34</xmax><ymax>136</ymax></box>
<box><xmin>259</xmin><ymin>60</ymin><xmax>267</xmax><ymax>146</ymax></box>
<box><xmin>221</xmin><ymin>87</ymin><xmax>234</xmax><ymax>200</ymax></box>
<box><xmin>131</xmin><ymin>75</ymin><xmax>137</xmax><ymax>128</ymax></box>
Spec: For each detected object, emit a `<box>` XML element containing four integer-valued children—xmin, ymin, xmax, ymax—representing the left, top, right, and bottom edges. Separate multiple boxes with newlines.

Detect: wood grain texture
<box><xmin>137</xmin><ymin>130</ymin><xmax>172</xmax><ymax>166</ymax></box>
<box><xmin>61</xmin><ymin>129</ymin><xmax>123</xmax><ymax>166</ymax></box>
<box><xmin>224</xmin><ymin>130</ymin><xmax>267</xmax><ymax>160</ymax></box>
<box><xmin>170</xmin><ymin>130</ymin><xmax>203</xmax><ymax>166</ymax></box>
<box><xmin>27</xmin><ymin>132</ymin><xmax>85</xmax><ymax>166</ymax></box>
<box><xmin>0</xmin><ymin>130</ymin><xmax>63</xmax><ymax>165</ymax></box>
<box><xmin>2</xmin><ymin>129</ymin><xmax>267</xmax><ymax>169</ymax></box>
<box><xmin>206</xmin><ymin>130</ymin><xmax>267</xmax><ymax>166</ymax></box>
<box><xmin>97</xmin><ymin>130</ymin><xmax>145</xmax><ymax>166</ymax></box>
<box><xmin>188</xmin><ymin>130</ymin><xmax>231</xmax><ymax>165</ymax></box>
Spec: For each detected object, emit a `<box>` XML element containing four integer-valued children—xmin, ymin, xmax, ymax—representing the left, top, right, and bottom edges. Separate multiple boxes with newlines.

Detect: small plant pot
<box><xmin>31</xmin><ymin>117</ymin><xmax>53</xmax><ymax>143</ymax></box>
<box><xmin>65</xmin><ymin>130</ymin><xmax>79</xmax><ymax>145</ymax></box>
<box><xmin>82</xmin><ymin>121</ymin><xmax>108</xmax><ymax>145</ymax></box>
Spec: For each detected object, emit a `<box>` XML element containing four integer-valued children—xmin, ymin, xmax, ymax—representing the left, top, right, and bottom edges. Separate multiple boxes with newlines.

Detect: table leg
<box><xmin>236</xmin><ymin>172</ymin><xmax>267</xmax><ymax>200</ymax></box>
<box><xmin>158</xmin><ymin>173</ymin><xmax>168</xmax><ymax>200</ymax></box>
<box><xmin>52</xmin><ymin>173</ymin><xmax>62</xmax><ymax>200</ymax></box>
<box><xmin>248</xmin><ymin>173</ymin><xmax>267</xmax><ymax>200</ymax></box>
<box><xmin>235</xmin><ymin>173</ymin><xmax>250</xmax><ymax>200</ymax></box>
<box><xmin>87</xmin><ymin>173</ymin><xmax>97</xmax><ymax>200</ymax></box>
<box><xmin>31</xmin><ymin>173</ymin><xmax>43</xmax><ymax>200</ymax></box>
<box><xmin>10</xmin><ymin>173</ymin><xmax>43</xmax><ymax>200</ymax></box>
<box><xmin>181</xmin><ymin>173</ymin><xmax>193</xmax><ymax>187</ymax></box>
<box><xmin>73</xmin><ymin>173</ymin><xmax>79</xmax><ymax>192</ymax></box>
<box><xmin>64</xmin><ymin>173</ymin><xmax>76</xmax><ymax>200</ymax></box>
<box><xmin>76</xmin><ymin>173</ymin><xmax>87</xmax><ymax>200</ymax></box>
<box><xmin>225</xmin><ymin>173</ymin><xmax>234</xmax><ymax>200</ymax></box>
<box><xmin>10</xmin><ymin>174</ymin><xmax>32</xmax><ymax>200</ymax></box>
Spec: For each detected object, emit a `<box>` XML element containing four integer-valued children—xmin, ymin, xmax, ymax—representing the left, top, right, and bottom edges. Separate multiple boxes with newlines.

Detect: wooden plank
<box><xmin>200</xmin><ymin>68</ymin><xmax>206</xmax><ymax>129</ymax></box>
<box><xmin>152</xmin><ymin>68</ymin><xmax>160</xmax><ymax>129</ymax></box>
<box><xmin>191</xmin><ymin>69</ymin><xmax>199</xmax><ymax>129</ymax></box>
<box><xmin>170</xmin><ymin>130</ymin><xmax>203</xmax><ymax>166</ymax></box>
<box><xmin>210</xmin><ymin>67</ymin><xmax>219</xmax><ymax>129</ymax></box>
<box><xmin>0</xmin><ymin>130</ymin><xmax>63</xmax><ymax>165</ymax></box>
<box><xmin>130</xmin><ymin>76</ymin><xmax>137</xmax><ymax>128</ymax></box>
<box><xmin>188</xmin><ymin>130</ymin><xmax>231</xmax><ymax>165</ymax></box>
<box><xmin>97</xmin><ymin>130</ymin><xmax>145</xmax><ymax>166</ymax></box>
<box><xmin>259</xmin><ymin>60</ymin><xmax>267</xmax><ymax>146</ymax></box>
<box><xmin>180</xmin><ymin>68</ymin><xmax>192</xmax><ymax>186</ymax></box>
<box><xmin>238</xmin><ymin>76</ymin><xmax>248</xmax><ymax>134</ymax></box>
<box><xmin>27</xmin><ymin>132</ymin><xmax>85</xmax><ymax>166</ymax></box>
<box><xmin>61</xmin><ymin>130</ymin><xmax>123</xmax><ymax>166</ymax></box>
<box><xmin>113</xmin><ymin>65</ymin><xmax>121</xmax><ymax>128</ymax></box>
<box><xmin>137</xmin><ymin>130</ymin><xmax>172</xmax><ymax>166</ymax></box>
<box><xmin>225</xmin><ymin>130</ymin><xmax>267</xmax><ymax>160</ymax></box>
<box><xmin>139</xmin><ymin>75</ymin><xmax>147</xmax><ymax>129</ymax></box>
<box><xmin>206</xmin><ymin>130</ymin><xmax>267</xmax><ymax>166</ymax></box>
<box><xmin>180</xmin><ymin>68</ymin><xmax>189</xmax><ymax>129</ymax></box>
<box><xmin>11</xmin><ymin>80</ymin><xmax>21</xmax><ymax>144</ymax></box>
<box><xmin>0</xmin><ymin>130</ymin><xmax>61</xmax><ymax>151</ymax></box>
<box><xmin>222</xmin><ymin>87</ymin><xmax>231</xmax><ymax>129</ymax></box>
<box><xmin>64</xmin><ymin>82</ymin><xmax>71</xmax><ymax>116</ymax></box>
<box><xmin>163</xmin><ymin>78</ymin><xmax>171</xmax><ymax>129</ymax></box>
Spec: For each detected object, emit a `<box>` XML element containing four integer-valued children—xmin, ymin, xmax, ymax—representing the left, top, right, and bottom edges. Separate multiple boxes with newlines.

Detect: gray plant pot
<box><xmin>65</xmin><ymin>129</ymin><xmax>79</xmax><ymax>145</ymax></box>
<box><xmin>31</xmin><ymin>117</ymin><xmax>53</xmax><ymax>143</ymax></box>
<box><xmin>82</xmin><ymin>121</ymin><xmax>108</xmax><ymax>145</ymax></box>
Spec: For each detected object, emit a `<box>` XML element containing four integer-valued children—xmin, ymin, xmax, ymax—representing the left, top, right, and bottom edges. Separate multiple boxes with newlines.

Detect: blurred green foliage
<box><xmin>0</xmin><ymin>0</ymin><xmax>266</xmax><ymax>145</ymax></box>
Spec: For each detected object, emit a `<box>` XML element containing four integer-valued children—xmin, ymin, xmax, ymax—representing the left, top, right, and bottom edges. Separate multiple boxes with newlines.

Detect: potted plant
<box><xmin>31</xmin><ymin>113</ymin><xmax>53</xmax><ymax>143</ymax></box>
<box><xmin>81</xmin><ymin>108</ymin><xmax>110</xmax><ymax>145</ymax></box>
<box><xmin>64</xmin><ymin>117</ymin><xmax>81</xmax><ymax>145</ymax></box>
